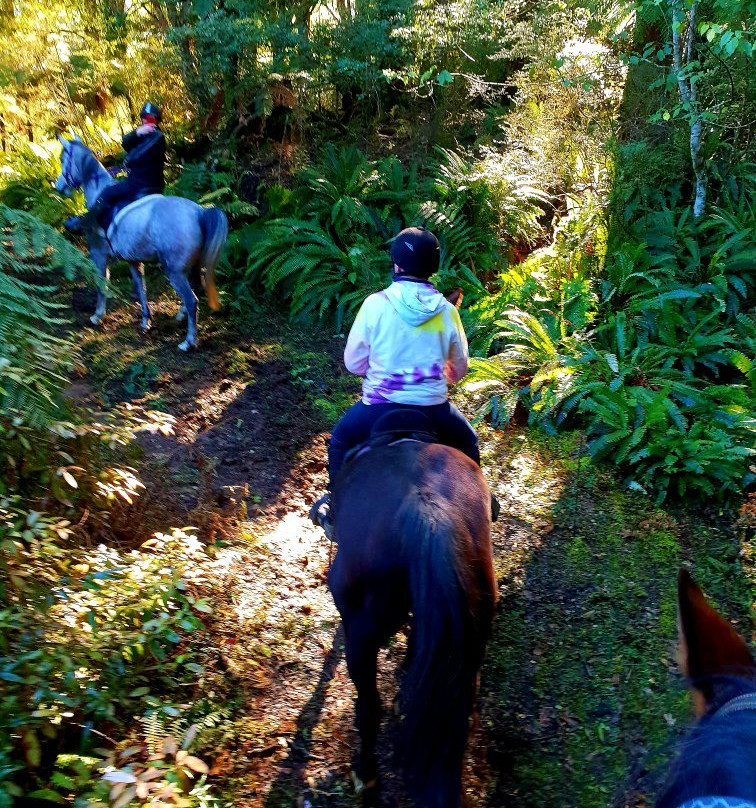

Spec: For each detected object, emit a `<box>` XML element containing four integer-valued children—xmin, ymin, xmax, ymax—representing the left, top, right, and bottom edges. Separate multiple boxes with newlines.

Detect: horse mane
<box><xmin>71</xmin><ymin>141</ymin><xmax>111</xmax><ymax>191</ymax></box>
<box><xmin>656</xmin><ymin>675</ymin><xmax>756</xmax><ymax>807</ymax></box>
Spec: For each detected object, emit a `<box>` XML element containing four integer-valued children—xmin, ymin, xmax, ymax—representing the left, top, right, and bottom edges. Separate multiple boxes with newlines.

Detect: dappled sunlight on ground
<box><xmin>481</xmin><ymin>428</ymin><xmax>572</xmax><ymax>595</ymax></box>
<box><xmin>205</xmin><ymin>509</ymin><xmax>361</xmax><ymax>807</ymax></box>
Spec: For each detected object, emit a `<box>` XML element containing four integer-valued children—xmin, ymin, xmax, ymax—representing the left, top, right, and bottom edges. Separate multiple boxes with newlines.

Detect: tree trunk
<box><xmin>671</xmin><ymin>0</ymin><xmax>706</xmax><ymax>218</ymax></box>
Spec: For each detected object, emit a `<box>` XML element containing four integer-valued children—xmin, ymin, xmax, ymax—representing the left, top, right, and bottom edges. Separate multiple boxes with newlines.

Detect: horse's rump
<box><xmin>330</xmin><ymin>442</ymin><xmax>496</xmax><ymax>808</ymax></box>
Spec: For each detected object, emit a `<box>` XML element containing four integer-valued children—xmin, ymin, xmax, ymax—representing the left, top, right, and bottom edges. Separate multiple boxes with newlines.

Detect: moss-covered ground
<box><xmin>475</xmin><ymin>427</ymin><xmax>753</xmax><ymax>808</ymax></box>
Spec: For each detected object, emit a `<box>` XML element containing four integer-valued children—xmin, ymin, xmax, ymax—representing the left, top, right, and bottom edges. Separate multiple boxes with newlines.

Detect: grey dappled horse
<box><xmin>55</xmin><ymin>136</ymin><xmax>228</xmax><ymax>351</ymax></box>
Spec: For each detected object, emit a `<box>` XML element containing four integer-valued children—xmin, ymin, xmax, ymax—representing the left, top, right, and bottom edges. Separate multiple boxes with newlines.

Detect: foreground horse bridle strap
<box><xmin>713</xmin><ymin>692</ymin><xmax>756</xmax><ymax>719</ymax></box>
<box><xmin>677</xmin><ymin>799</ymin><xmax>756</xmax><ymax>808</ymax></box>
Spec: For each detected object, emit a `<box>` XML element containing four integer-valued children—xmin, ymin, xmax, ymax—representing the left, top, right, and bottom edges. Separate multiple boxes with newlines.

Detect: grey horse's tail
<box><xmin>199</xmin><ymin>207</ymin><xmax>228</xmax><ymax>311</ymax></box>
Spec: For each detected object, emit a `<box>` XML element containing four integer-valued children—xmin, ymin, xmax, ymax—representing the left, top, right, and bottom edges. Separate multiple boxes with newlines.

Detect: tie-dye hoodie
<box><xmin>344</xmin><ymin>279</ymin><xmax>469</xmax><ymax>405</ymax></box>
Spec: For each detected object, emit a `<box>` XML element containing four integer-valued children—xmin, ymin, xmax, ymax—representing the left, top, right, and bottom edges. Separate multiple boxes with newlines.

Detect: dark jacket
<box><xmin>122</xmin><ymin>128</ymin><xmax>166</xmax><ymax>191</ymax></box>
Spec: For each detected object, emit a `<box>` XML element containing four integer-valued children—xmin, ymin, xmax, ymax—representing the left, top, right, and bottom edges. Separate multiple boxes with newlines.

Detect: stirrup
<box><xmin>64</xmin><ymin>215</ymin><xmax>85</xmax><ymax>234</ymax></box>
<box><xmin>309</xmin><ymin>493</ymin><xmax>334</xmax><ymax>541</ymax></box>
<box><xmin>491</xmin><ymin>493</ymin><xmax>501</xmax><ymax>522</ymax></box>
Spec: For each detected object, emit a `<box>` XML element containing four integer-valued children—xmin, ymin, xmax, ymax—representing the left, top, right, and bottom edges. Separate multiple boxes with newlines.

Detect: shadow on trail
<box><xmin>263</xmin><ymin>627</ymin><xmax>345</xmax><ymax>808</ymax></box>
<box><xmin>75</xmin><ymin>291</ymin><xmax>335</xmax><ymax>542</ymax></box>
<box><xmin>125</xmin><ymin>352</ymin><xmax>328</xmax><ymax>539</ymax></box>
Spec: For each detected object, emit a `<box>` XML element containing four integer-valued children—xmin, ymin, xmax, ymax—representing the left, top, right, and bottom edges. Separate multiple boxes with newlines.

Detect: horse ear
<box><xmin>447</xmin><ymin>287</ymin><xmax>464</xmax><ymax>309</ymax></box>
<box><xmin>73</xmin><ymin>134</ymin><xmax>82</xmax><ymax>143</ymax></box>
<box><xmin>58</xmin><ymin>134</ymin><xmax>68</xmax><ymax>148</ymax></box>
<box><xmin>677</xmin><ymin>568</ymin><xmax>754</xmax><ymax>713</ymax></box>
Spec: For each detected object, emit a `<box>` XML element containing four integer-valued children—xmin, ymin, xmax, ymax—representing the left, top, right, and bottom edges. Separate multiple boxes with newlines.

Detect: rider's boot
<box><xmin>491</xmin><ymin>492</ymin><xmax>501</xmax><ymax>522</ymax></box>
<box><xmin>64</xmin><ymin>202</ymin><xmax>104</xmax><ymax>238</ymax></box>
<box><xmin>309</xmin><ymin>492</ymin><xmax>334</xmax><ymax>541</ymax></box>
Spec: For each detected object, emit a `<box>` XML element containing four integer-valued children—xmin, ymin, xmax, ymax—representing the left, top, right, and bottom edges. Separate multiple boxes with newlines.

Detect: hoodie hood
<box><xmin>384</xmin><ymin>280</ymin><xmax>446</xmax><ymax>327</ymax></box>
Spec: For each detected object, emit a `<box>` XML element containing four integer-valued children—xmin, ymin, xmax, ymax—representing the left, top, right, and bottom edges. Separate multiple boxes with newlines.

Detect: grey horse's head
<box><xmin>55</xmin><ymin>135</ymin><xmax>83</xmax><ymax>197</ymax></box>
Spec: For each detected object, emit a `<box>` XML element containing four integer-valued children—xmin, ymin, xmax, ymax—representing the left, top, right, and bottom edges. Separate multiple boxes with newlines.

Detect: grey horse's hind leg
<box><xmin>128</xmin><ymin>263</ymin><xmax>151</xmax><ymax>331</ymax></box>
<box><xmin>90</xmin><ymin>247</ymin><xmax>109</xmax><ymax>325</ymax></box>
<box><xmin>167</xmin><ymin>271</ymin><xmax>198</xmax><ymax>351</ymax></box>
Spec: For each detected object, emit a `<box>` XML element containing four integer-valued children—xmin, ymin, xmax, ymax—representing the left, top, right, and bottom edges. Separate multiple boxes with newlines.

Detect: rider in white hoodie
<box><xmin>310</xmin><ymin>227</ymin><xmax>480</xmax><ymax>536</ymax></box>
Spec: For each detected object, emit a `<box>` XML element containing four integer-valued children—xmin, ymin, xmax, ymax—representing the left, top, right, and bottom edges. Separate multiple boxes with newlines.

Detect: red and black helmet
<box><xmin>139</xmin><ymin>101</ymin><xmax>162</xmax><ymax>122</ymax></box>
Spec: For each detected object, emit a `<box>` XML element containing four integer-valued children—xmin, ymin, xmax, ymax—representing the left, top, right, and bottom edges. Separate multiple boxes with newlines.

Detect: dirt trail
<box><xmin>77</xmin><ymin>289</ymin><xmax>545</xmax><ymax>807</ymax></box>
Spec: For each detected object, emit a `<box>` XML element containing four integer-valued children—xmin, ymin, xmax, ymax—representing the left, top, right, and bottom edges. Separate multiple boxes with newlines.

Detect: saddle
<box><xmin>109</xmin><ymin>187</ymin><xmax>159</xmax><ymax>222</ymax></box>
<box><xmin>343</xmin><ymin>409</ymin><xmax>438</xmax><ymax>467</ymax></box>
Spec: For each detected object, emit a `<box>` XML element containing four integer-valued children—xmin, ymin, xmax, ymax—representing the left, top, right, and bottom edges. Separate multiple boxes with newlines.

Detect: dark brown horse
<box><xmin>656</xmin><ymin>570</ymin><xmax>756</xmax><ymax>808</ymax></box>
<box><xmin>328</xmin><ymin>437</ymin><xmax>497</xmax><ymax>808</ymax></box>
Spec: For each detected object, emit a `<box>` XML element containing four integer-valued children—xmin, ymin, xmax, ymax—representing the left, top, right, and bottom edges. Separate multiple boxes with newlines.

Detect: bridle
<box><xmin>60</xmin><ymin>144</ymin><xmax>82</xmax><ymax>192</ymax></box>
<box><xmin>673</xmin><ymin>690</ymin><xmax>756</xmax><ymax>808</ymax></box>
<box><xmin>711</xmin><ymin>691</ymin><xmax>756</xmax><ymax>720</ymax></box>
<box><xmin>677</xmin><ymin>798</ymin><xmax>756</xmax><ymax>808</ymax></box>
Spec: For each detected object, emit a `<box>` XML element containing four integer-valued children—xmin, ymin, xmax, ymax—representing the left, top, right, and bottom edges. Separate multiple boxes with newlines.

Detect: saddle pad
<box><xmin>109</xmin><ymin>193</ymin><xmax>161</xmax><ymax>234</ymax></box>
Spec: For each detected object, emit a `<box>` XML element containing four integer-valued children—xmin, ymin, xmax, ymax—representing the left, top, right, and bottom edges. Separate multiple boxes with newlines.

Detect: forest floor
<box><xmin>70</xmin><ymin>276</ymin><xmax>754</xmax><ymax>808</ymax></box>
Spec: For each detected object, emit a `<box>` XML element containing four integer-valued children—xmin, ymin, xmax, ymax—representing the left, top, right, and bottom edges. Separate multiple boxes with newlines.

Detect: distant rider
<box><xmin>310</xmin><ymin>227</ymin><xmax>483</xmax><ymax>538</ymax></box>
<box><xmin>65</xmin><ymin>102</ymin><xmax>166</xmax><ymax>236</ymax></box>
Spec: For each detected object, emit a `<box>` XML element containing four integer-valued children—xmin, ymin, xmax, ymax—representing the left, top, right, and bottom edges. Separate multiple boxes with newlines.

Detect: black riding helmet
<box><xmin>139</xmin><ymin>101</ymin><xmax>162</xmax><ymax>122</ymax></box>
<box><xmin>390</xmin><ymin>227</ymin><xmax>440</xmax><ymax>278</ymax></box>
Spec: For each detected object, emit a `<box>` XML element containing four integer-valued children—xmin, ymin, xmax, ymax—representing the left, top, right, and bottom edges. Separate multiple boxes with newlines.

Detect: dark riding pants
<box><xmin>92</xmin><ymin>179</ymin><xmax>147</xmax><ymax>230</ymax></box>
<box><xmin>328</xmin><ymin>400</ymin><xmax>480</xmax><ymax>488</ymax></box>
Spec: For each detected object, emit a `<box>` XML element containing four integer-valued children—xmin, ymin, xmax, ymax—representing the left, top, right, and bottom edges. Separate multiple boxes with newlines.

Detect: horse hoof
<box><xmin>90</xmin><ymin>314</ymin><xmax>102</xmax><ymax>325</ymax></box>
<box><xmin>178</xmin><ymin>340</ymin><xmax>196</xmax><ymax>352</ymax></box>
<box><xmin>175</xmin><ymin>311</ymin><xmax>187</xmax><ymax>323</ymax></box>
<box><xmin>141</xmin><ymin>320</ymin><xmax>151</xmax><ymax>332</ymax></box>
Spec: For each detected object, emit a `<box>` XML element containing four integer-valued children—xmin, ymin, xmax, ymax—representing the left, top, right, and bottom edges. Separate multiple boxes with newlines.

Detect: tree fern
<box><xmin>0</xmin><ymin>205</ymin><xmax>93</xmax><ymax>429</ymax></box>
<box><xmin>241</xmin><ymin>218</ymin><xmax>386</xmax><ymax>326</ymax></box>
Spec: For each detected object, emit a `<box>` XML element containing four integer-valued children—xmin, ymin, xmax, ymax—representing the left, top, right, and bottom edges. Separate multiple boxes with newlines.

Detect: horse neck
<box><xmin>658</xmin><ymin>679</ymin><xmax>756</xmax><ymax>808</ymax></box>
<box><xmin>80</xmin><ymin>152</ymin><xmax>113</xmax><ymax>208</ymax></box>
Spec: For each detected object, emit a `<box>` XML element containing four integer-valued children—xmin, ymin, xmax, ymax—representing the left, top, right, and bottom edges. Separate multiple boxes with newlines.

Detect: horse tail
<box><xmin>199</xmin><ymin>206</ymin><xmax>228</xmax><ymax>312</ymax></box>
<box><xmin>398</xmin><ymin>499</ymin><xmax>492</xmax><ymax>808</ymax></box>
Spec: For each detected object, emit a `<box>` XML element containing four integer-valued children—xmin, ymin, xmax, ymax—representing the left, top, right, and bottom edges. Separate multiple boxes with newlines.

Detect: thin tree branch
<box><xmin>686</xmin><ymin>1</ymin><xmax>696</xmax><ymax>64</ymax></box>
<box><xmin>671</xmin><ymin>1</ymin><xmax>690</xmax><ymax>104</ymax></box>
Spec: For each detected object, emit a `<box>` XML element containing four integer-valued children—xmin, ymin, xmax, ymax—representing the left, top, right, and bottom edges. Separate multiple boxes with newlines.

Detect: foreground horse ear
<box><xmin>447</xmin><ymin>287</ymin><xmax>464</xmax><ymax>309</ymax></box>
<box><xmin>58</xmin><ymin>134</ymin><xmax>68</xmax><ymax>148</ymax></box>
<box><xmin>677</xmin><ymin>568</ymin><xmax>754</xmax><ymax>713</ymax></box>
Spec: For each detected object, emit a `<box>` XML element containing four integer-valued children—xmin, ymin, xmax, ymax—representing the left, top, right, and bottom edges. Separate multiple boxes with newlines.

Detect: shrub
<box><xmin>232</xmin><ymin>143</ymin><xmax>554</xmax><ymax>322</ymax></box>
<box><xmin>0</xmin><ymin>522</ymin><xmax>213</xmax><ymax>805</ymax></box>
<box><xmin>469</xmin><ymin>178</ymin><xmax>756</xmax><ymax>502</ymax></box>
<box><xmin>0</xmin><ymin>146</ymin><xmax>79</xmax><ymax>228</ymax></box>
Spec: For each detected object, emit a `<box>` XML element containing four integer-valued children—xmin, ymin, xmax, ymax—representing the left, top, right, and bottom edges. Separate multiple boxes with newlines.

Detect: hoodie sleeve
<box><xmin>444</xmin><ymin>305</ymin><xmax>469</xmax><ymax>384</ymax></box>
<box><xmin>344</xmin><ymin>298</ymin><xmax>373</xmax><ymax>376</ymax></box>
